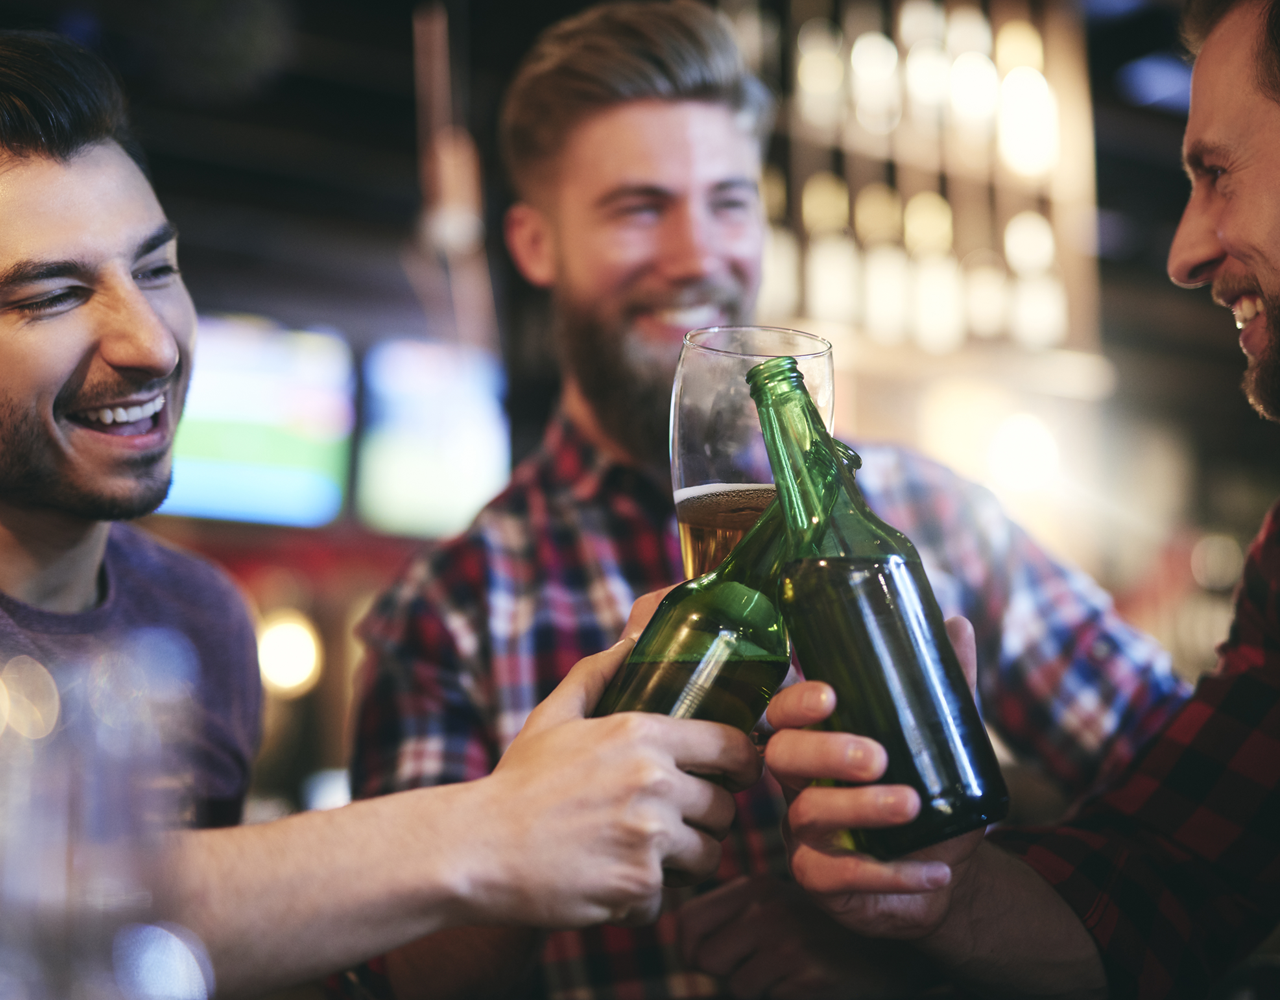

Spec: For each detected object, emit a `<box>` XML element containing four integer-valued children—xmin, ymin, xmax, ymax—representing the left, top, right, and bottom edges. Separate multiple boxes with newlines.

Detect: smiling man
<box><xmin>0</xmin><ymin>29</ymin><xmax>762</xmax><ymax>1000</ymax></box>
<box><xmin>760</xmin><ymin>0</ymin><xmax>1280</xmax><ymax>996</ymax></box>
<box><xmin>350</xmin><ymin>3</ymin><xmax>1189</xmax><ymax>999</ymax></box>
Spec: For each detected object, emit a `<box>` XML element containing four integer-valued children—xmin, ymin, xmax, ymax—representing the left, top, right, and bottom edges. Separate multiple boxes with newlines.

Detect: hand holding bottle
<box><xmin>474</xmin><ymin>638</ymin><xmax>762</xmax><ymax>927</ymax></box>
<box><xmin>763</xmin><ymin>616</ymin><xmax>988</xmax><ymax>941</ymax></box>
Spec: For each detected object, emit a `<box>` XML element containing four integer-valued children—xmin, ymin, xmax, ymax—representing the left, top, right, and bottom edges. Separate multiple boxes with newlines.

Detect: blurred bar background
<box><xmin>0</xmin><ymin>0</ymin><xmax>1268</xmax><ymax>820</ymax></box>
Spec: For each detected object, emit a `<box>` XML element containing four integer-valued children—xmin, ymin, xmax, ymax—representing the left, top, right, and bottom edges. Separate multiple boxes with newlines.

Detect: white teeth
<box><xmin>658</xmin><ymin>304</ymin><xmax>720</xmax><ymax>327</ymax></box>
<box><xmin>83</xmin><ymin>394</ymin><xmax>165</xmax><ymax>427</ymax></box>
<box><xmin>1234</xmin><ymin>296</ymin><xmax>1264</xmax><ymax>329</ymax></box>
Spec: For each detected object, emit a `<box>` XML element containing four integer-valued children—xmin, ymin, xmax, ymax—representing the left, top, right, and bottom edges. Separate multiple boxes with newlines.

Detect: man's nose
<box><xmin>659</xmin><ymin>203</ymin><xmax>720</xmax><ymax>281</ymax></box>
<box><xmin>1167</xmin><ymin>194</ymin><xmax>1225</xmax><ymax>288</ymax></box>
<box><xmin>97</xmin><ymin>280</ymin><xmax>181</xmax><ymax>377</ymax></box>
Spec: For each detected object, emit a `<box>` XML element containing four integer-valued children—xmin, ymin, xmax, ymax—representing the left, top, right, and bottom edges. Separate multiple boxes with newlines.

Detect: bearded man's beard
<box><xmin>554</xmin><ymin>287</ymin><xmax>745</xmax><ymax>474</ymax></box>
<box><xmin>1243</xmin><ymin>301</ymin><xmax>1280</xmax><ymax>422</ymax></box>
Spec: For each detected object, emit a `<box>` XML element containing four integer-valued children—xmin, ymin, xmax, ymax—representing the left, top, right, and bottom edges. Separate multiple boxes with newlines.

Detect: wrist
<box><xmin>407</xmin><ymin>779</ymin><xmax>505</xmax><ymax>928</ymax></box>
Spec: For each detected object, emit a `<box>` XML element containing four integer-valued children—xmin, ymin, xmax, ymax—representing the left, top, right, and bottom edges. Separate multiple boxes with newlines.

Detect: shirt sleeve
<box><xmin>990</xmin><ymin>503</ymin><xmax>1280</xmax><ymax>998</ymax></box>
<box><xmin>855</xmin><ymin>444</ymin><xmax>1189</xmax><ymax>801</ymax></box>
<box><xmin>349</xmin><ymin>539</ymin><xmax>500</xmax><ymax>798</ymax></box>
<box><xmin>988</xmin><ymin>517</ymin><xmax>1190</xmax><ymax>798</ymax></box>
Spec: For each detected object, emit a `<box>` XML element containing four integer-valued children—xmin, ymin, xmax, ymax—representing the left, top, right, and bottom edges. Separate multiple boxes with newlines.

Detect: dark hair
<box><xmin>0</xmin><ymin>30</ymin><xmax>146</xmax><ymax>171</ymax></box>
<box><xmin>1182</xmin><ymin>0</ymin><xmax>1280</xmax><ymax>102</ymax></box>
<box><xmin>499</xmin><ymin>0</ymin><xmax>772</xmax><ymax>200</ymax></box>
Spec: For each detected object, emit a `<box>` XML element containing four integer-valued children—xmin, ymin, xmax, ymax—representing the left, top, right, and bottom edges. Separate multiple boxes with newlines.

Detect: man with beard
<box><xmin>349</xmin><ymin>3</ymin><xmax>1189</xmax><ymax>998</ymax></box>
<box><xmin>0</xmin><ymin>28</ymin><xmax>762</xmax><ymax>1000</ymax></box>
<box><xmin>756</xmin><ymin>0</ymin><xmax>1280</xmax><ymax>996</ymax></box>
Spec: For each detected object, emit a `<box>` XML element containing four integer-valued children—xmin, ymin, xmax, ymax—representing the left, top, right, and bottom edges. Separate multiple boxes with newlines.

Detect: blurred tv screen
<box><xmin>159</xmin><ymin>315</ymin><xmax>354</xmax><ymax>527</ymax></box>
<box><xmin>356</xmin><ymin>339</ymin><xmax>510</xmax><ymax>538</ymax></box>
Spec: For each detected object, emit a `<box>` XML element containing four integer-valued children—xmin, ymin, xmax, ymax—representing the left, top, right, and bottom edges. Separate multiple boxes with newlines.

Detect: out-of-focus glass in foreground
<box><xmin>0</xmin><ymin>632</ymin><xmax>213</xmax><ymax>1000</ymax></box>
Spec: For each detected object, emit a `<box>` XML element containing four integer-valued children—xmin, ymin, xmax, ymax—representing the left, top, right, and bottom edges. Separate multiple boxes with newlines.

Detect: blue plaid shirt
<box><xmin>352</xmin><ymin>411</ymin><xmax>1189</xmax><ymax>999</ymax></box>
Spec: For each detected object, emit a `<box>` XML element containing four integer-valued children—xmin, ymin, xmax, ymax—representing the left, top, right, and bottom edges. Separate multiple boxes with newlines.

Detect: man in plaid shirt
<box><xmin>762</xmin><ymin>0</ymin><xmax>1280</xmax><ymax>996</ymax></box>
<box><xmin>351</xmin><ymin>2</ymin><xmax>1186</xmax><ymax>997</ymax></box>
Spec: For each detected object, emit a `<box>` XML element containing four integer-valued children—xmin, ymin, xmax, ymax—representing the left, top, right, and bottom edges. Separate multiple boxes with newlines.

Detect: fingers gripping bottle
<box><xmin>747</xmin><ymin>355</ymin><xmax>1008</xmax><ymax>858</ymax></box>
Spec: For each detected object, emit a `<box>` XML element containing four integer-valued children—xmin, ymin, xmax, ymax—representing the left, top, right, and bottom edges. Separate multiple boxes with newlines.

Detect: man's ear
<box><xmin>505</xmin><ymin>202</ymin><xmax>557</xmax><ymax>288</ymax></box>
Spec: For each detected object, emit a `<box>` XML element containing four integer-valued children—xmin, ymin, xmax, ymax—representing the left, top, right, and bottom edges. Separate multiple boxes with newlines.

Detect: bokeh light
<box><xmin>998</xmin><ymin>67</ymin><xmax>1060</xmax><ymax>177</ymax></box>
<box><xmin>806</xmin><ymin>236</ymin><xmax>860</xmax><ymax>324</ymax></box>
<box><xmin>903</xmin><ymin>191</ymin><xmax>953</xmax><ymax>256</ymax></box>
<box><xmin>257</xmin><ymin>609</ymin><xmax>323</xmax><ymax>699</ymax></box>
<box><xmin>854</xmin><ymin>183</ymin><xmax>902</xmax><ymax>245</ymax></box>
<box><xmin>2</xmin><ymin>656</ymin><xmax>59</xmax><ymax>740</ymax></box>
<box><xmin>949</xmin><ymin>52</ymin><xmax>999</xmax><ymax>125</ymax></box>
<box><xmin>987</xmin><ymin>413</ymin><xmax>1061</xmax><ymax>492</ymax></box>
<box><xmin>1010</xmin><ymin>274</ymin><xmax>1069</xmax><ymax>349</ymax></box>
<box><xmin>802</xmin><ymin>171</ymin><xmax>850</xmax><ymax>235</ymax></box>
<box><xmin>851</xmin><ymin>32</ymin><xmax>902</xmax><ymax>133</ymax></box>
<box><xmin>905</xmin><ymin>41</ymin><xmax>952</xmax><ymax>111</ymax></box>
<box><xmin>863</xmin><ymin>244</ymin><xmax>910</xmax><ymax>343</ymax></box>
<box><xmin>1003</xmin><ymin>211</ymin><xmax>1056</xmax><ymax>275</ymax></box>
<box><xmin>995</xmin><ymin>20</ymin><xmax>1044</xmax><ymax>75</ymax></box>
<box><xmin>913</xmin><ymin>254</ymin><xmax>965</xmax><ymax>353</ymax></box>
<box><xmin>946</xmin><ymin>6</ymin><xmax>992</xmax><ymax>57</ymax></box>
<box><xmin>1190</xmin><ymin>534</ymin><xmax>1245</xmax><ymax>591</ymax></box>
<box><xmin>898</xmin><ymin>0</ymin><xmax>945</xmax><ymax>48</ymax></box>
<box><xmin>964</xmin><ymin>256</ymin><xmax>1008</xmax><ymax>338</ymax></box>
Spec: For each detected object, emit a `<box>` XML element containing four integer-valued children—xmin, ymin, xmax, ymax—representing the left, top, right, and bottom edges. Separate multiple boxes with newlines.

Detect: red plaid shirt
<box><xmin>993</xmin><ymin>501</ymin><xmax>1280</xmax><ymax>999</ymax></box>
<box><xmin>352</xmin><ymin>412</ymin><xmax>1186</xmax><ymax>999</ymax></box>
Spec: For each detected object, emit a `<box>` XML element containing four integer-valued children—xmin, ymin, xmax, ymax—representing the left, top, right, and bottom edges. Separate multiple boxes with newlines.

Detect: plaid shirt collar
<box><xmin>534</xmin><ymin>408</ymin><xmax>676</xmax><ymax>522</ymax></box>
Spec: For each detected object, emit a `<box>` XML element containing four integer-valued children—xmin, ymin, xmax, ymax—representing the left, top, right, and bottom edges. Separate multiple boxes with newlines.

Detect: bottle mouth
<box><xmin>746</xmin><ymin>355</ymin><xmax>806</xmax><ymax>400</ymax></box>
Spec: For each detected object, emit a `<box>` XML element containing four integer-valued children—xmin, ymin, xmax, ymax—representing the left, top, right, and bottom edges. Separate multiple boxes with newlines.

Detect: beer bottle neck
<box><xmin>748</xmin><ymin>357</ymin><xmax>843</xmax><ymax>552</ymax></box>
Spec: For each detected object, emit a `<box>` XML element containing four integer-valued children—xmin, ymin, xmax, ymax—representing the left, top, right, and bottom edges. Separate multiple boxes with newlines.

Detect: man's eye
<box><xmin>615</xmin><ymin>202</ymin><xmax>662</xmax><ymax>219</ymax></box>
<box><xmin>712</xmin><ymin>193</ymin><xmax>756</xmax><ymax>214</ymax></box>
<box><xmin>135</xmin><ymin>263</ymin><xmax>180</xmax><ymax>285</ymax></box>
<box><xmin>13</xmin><ymin>288</ymin><xmax>87</xmax><ymax>316</ymax></box>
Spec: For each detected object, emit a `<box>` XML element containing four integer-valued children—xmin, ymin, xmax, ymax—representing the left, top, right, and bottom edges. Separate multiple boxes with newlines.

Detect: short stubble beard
<box><xmin>0</xmin><ymin>375</ymin><xmax>179</xmax><ymax>522</ymax></box>
<box><xmin>1243</xmin><ymin>297</ymin><xmax>1280</xmax><ymax>422</ymax></box>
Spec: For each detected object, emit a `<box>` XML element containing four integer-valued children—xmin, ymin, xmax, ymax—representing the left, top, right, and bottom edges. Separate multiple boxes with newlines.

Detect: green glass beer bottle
<box><xmin>747</xmin><ymin>355</ymin><xmax>1009</xmax><ymax>859</ymax></box>
<box><xmin>593</xmin><ymin>495</ymin><xmax>793</xmax><ymax>735</ymax></box>
<box><xmin>594</xmin><ymin>442</ymin><xmax>874</xmax><ymax>734</ymax></box>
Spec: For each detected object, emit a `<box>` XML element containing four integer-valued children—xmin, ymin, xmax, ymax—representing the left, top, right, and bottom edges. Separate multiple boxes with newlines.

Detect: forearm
<box><xmin>165</xmin><ymin>785</ymin><xmax>482</xmax><ymax>998</ymax></box>
<box><xmin>386</xmin><ymin>926</ymin><xmax>544</xmax><ymax>1000</ymax></box>
<box><xmin>918</xmin><ymin>843</ymin><xmax>1106</xmax><ymax>1000</ymax></box>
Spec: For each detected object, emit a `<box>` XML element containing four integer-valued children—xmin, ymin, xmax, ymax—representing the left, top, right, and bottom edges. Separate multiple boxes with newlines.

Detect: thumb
<box><xmin>521</xmin><ymin>637</ymin><xmax>635</xmax><ymax>732</ymax></box>
<box><xmin>944</xmin><ymin>616</ymin><xmax>978</xmax><ymax>697</ymax></box>
<box><xmin>623</xmin><ymin>585</ymin><xmax>677</xmax><ymax>642</ymax></box>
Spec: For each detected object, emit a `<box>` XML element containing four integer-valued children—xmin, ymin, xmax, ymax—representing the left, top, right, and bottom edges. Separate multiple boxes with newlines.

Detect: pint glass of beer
<box><xmin>671</xmin><ymin>326</ymin><xmax>834</xmax><ymax>579</ymax></box>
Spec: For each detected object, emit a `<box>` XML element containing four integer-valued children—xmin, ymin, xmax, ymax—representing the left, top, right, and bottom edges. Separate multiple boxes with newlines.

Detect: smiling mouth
<box><xmin>650</xmin><ymin>304</ymin><xmax>725</xmax><ymax>329</ymax></box>
<box><xmin>1232</xmin><ymin>295</ymin><xmax>1266</xmax><ymax>330</ymax></box>
<box><xmin>67</xmin><ymin>394</ymin><xmax>167</xmax><ymax>436</ymax></box>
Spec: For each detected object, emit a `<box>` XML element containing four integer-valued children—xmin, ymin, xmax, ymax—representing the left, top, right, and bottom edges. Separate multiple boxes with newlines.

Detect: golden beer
<box><xmin>675</xmin><ymin>483</ymin><xmax>776</xmax><ymax>578</ymax></box>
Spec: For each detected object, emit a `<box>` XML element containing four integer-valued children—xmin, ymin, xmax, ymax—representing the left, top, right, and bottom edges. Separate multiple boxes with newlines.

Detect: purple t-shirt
<box><xmin>0</xmin><ymin>523</ymin><xmax>261</xmax><ymax>828</ymax></box>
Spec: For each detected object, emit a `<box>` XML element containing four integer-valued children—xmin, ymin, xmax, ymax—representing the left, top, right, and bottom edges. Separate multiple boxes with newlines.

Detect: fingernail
<box><xmin>923</xmin><ymin>863</ymin><xmax>951</xmax><ymax>889</ymax></box>
<box><xmin>802</xmin><ymin>685</ymin><xmax>832</xmax><ymax>713</ymax></box>
<box><xmin>876</xmin><ymin>788</ymin><xmax>904</xmax><ymax>811</ymax></box>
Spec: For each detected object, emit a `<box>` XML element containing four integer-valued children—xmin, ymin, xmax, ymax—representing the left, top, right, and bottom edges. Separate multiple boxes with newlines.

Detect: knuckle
<box><xmin>626</xmin><ymin>758</ymin><xmax>676</xmax><ymax>799</ymax></box>
<box><xmin>613</xmin><ymin>710</ymin><xmax>661</xmax><ymax>744</ymax></box>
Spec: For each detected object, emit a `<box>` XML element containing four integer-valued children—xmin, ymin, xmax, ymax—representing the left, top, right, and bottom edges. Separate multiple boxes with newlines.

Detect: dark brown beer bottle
<box><xmin>748</xmin><ymin>355</ymin><xmax>1009</xmax><ymax>858</ymax></box>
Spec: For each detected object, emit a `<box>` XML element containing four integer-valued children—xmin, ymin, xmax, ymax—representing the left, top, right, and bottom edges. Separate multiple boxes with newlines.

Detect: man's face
<box><xmin>0</xmin><ymin>142</ymin><xmax>195</xmax><ymax>522</ymax></box>
<box><xmin>1168</xmin><ymin>1</ymin><xmax>1280</xmax><ymax>420</ymax></box>
<box><xmin>523</xmin><ymin>99</ymin><xmax>764</xmax><ymax>469</ymax></box>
